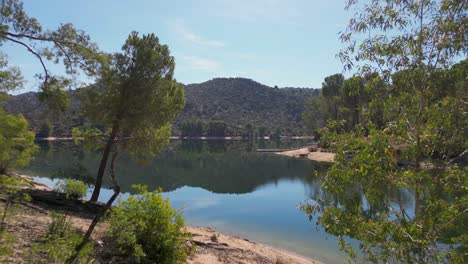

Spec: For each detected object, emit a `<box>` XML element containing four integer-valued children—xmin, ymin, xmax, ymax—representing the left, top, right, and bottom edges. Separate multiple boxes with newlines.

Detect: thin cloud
<box><xmin>183</xmin><ymin>56</ymin><xmax>220</xmax><ymax>71</ymax></box>
<box><xmin>174</xmin><ymin>20</ymin><xmax>225</xmax><ymax>47</ymax></box>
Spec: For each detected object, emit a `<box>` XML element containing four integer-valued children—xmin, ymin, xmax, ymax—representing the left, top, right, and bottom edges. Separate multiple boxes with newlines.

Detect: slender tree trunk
<box><xmin>89</xmin><ymin>122</ymin><xmax>119</xmax><ymax>202</ymax></box>
<box><xmin>66</xmin><ymin>152</ymin><xmax>120</xmax><ymax>264</ymax></box>
<box><xmin>354</xmin><ymin>108</ymin><xmax>359</xmax><ymax>127</ymax></box>
<box><xmin>0</xmin><ymin>198</ymin><xmax>10</xmax><ymax>231</ymax></box>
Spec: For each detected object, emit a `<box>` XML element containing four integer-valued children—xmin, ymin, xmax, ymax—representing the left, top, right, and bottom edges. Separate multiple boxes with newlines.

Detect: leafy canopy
<box><xmin>0</xmin><ymin>0</ymin><xmax>106</xmax><ymax>110</ymax></box>
<box><xmin>78</xmin><ymin>31</ymin><xmax>185</xmax><ymax>158</ymax></box>
<box><xmin>302</xmin><ymin>0</ymin><xmax>467</xmax><ymax>263</ymax></box>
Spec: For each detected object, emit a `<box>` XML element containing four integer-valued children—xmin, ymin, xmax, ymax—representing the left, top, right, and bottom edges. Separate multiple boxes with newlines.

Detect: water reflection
<box><xmin>23</xmin><ymin>140</ymin><xmax>355</xmax><ymax>264</ymax></box>
<box><xmin>24</xmin><ymin>140</ymin><xmax>326</xmax><ymax>195</ymax></box>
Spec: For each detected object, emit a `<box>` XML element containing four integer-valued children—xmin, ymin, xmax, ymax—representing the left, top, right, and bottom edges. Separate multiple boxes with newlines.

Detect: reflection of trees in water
<box><xmin>306</xmin><ymin>178</ymin><xmax>415</xmax><ymax>221</ymax></box>
<box><xmin>25</xmin><ymin>141</ymin><xmax>96</xmax><ymax>185</ymax></box>
<box><xmin>25</xmin><ymin>141</ymin><xmax>324</xmax><ymax>195</ymax></box>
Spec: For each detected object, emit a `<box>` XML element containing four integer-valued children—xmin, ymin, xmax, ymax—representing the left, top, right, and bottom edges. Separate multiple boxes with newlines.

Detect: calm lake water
<box><xmin>21</xmin><ymin>140</ymin><xmax>351</xmax><ymax>263</ymax></box>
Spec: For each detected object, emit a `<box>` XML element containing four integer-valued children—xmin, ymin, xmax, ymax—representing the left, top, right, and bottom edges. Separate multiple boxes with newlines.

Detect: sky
<box><xmin>4</xmin><ymin>0</ymin><xmax>352</xmax><ymax>92</ymax></box>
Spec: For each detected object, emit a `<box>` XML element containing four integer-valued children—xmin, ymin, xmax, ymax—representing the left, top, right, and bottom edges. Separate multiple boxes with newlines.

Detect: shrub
<box><xmin>33</xmin><ymin>212</ymin><xmax>92</xmax><ymax>262</ymax></box>
<box><xmin>0</xmin><ymin>108</ymin><xmax>38</xmax><ymax>174</ymax></box>
<box><xmin>0</xmin><ymin>230</ymin><xmax>14</xmax><ymax>257</ymax></box>
<box><xmin>55</xmin><ymin>178</ymin><xmax>88</xmax><ymax>200</ymax></box>
<box><xmin>106</xmin><ymin>185</ymin><xmax>192</xmax><ymax>264</ymax></box>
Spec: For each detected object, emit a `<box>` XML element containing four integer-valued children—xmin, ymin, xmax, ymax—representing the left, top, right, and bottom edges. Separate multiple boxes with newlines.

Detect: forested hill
<box><xmin>177</xmin><ymin>78</ymin><xmax>319</xmax><ymax>135</ymax></box>
<box><xmin>3</xmin><ymin>78</ymin><xmax>319</xmax><ymax>136</ymax></box>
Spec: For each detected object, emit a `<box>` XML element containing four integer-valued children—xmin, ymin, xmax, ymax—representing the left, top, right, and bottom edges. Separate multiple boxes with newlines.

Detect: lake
<box><xmin>21</xmin><ymin>140</ymin><xmax>349</xmax><ymax>264</ymax></box>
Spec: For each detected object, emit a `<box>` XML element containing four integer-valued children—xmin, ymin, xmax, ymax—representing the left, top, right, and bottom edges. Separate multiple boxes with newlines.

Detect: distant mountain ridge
<box><xmin>3</xmin><ymin>77</ymin><xmax>319</xmax><ymax>136</ymax></box>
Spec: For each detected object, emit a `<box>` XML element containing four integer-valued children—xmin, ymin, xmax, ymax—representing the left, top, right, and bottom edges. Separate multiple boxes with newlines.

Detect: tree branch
<box><xmin>4</xmin><ymin>36</ymin><xmax>49</xmax><ymax>85</ymax></box>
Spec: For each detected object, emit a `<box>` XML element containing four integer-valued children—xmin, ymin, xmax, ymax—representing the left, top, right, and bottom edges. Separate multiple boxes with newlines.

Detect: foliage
<box><xmin>303</xmin><ymin>73</ymin><xmax>381</xmax><ymax>132</ymax></box>
<box><xmin>180</xmin><ymin>119</ymin><xmax>228</xmax><ymax>137</ymax></box>
<box><xmin>0</xmin><ymin>52</ymin><xmax>22</xmax><ymax>93</ymax></box>
<box><xmin>0</xmin><ymin>0</ymin><xmax>106</xmax><ymax>109</ymax></box>
<box><xmin>0</xmin><ymin>107</ymin><xmax>38</xmax><ymax>174</ymax></box>
<box><xmin>0</xmin><ymin>229</ymin><xmax>14</xmax><ymax>257</ymax></box>
<box><xmin>55</xmin><ymin>178</ymin><xmax>88</xmax><ymax>200</ymax></box>
<box><xmin>302</xmin><ymin>0</ymin><xmax>468</xmax><ymax>263</ymax></box>
<box><xmin>6</xmin><ymin>77</ymin><xmax>319</xmax><ymax>137</ymax></box>
<box><xmin>33</xmin><ymin>212</ymin><xmax>92</xmax><ymax>262</ymax></box>
<box><xmin>270</xmin><ymin>128</ymin><xmax>282</xmax><ymax>140</ymax></box>
<box><xmin>302</xmin><ymin>128</ymin><xmax>467</xmax><ymax>263</ymax></box>
<box><xmin>77</xmin><ymin>32</ymin><xmax>185</xmax><ymax>201</ymax></box>
<box><xmin>206</xmin><ymin>120</ymin><xmax>227</xmax><ymax>137</ymax></box>
<box><xmin>178</xmin><ymin>78</ymin><xmax>318</xmax><ymax>136</ymax></box>
<box><xmin>257</xmin><ymin>126</ymin><xmax>267</xmax><ymax>138</ymax></box>
<box><xmin>180</xmin><ymin>119</ymin><xmax>206</xmax><ymax>137</ymax></box>
<box><xmin>36</xmin><ymin>120</ymin><xmax>53</xmax><ymax>138</ymax></box>
<box><xmin>105</xmin><ymin>185</ymin><xmax>192</xmax><ymax>264</ymax></box>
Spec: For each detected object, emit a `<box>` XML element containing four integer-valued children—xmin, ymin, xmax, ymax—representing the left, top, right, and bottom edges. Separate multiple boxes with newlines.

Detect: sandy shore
<box><xmin>2</xmin><ymin>175</ymin><xmax>321</xmax><ymax>264</ymax></box>
<box><xmin>186</xmin><ymin>226</ymin><xmax>320</xmax><ymax>264</ymax></box>
<box><xmin>275</xmin><ymin>147</ymin><xmax>335</xmax><ymax>163</ymax></box>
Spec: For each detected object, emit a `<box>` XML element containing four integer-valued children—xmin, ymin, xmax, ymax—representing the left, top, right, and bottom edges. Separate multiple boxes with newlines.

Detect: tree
<box><xmin>270</xmin><ymin>128</ymin><xmax>281</xmax><ymax>141</ymax></box>
<box><xmin>0</xmin><ymin>0</ymin><xmax>105</xmax><ymax>110</ymax></box>
<box><xmin>36</xmin><ymin>120</ymin><xmax>53</xmax><ymax>138</ymax></box>
<box><xmin>257</xmin><ymin>126</ymin><xmax>267</xmax><ymax>139</ymax></box>
<box><xmin>206</xmin><ymin>120</ymin><xmax>227</xmax><ymax>137</ymax></box>
<box><xmin>321</xmin><ymin>73</ymin><xmax>344</xmax><ymax>120</ymax></box>
<box><xmin>180</xmin><ymin>119</ymin><xmax>206</xmax><ymax>137</ymax></box>
<box><xmin>302</xmin><ymin>0</ymin><xmax>468</xmax><ymax>262</ymax></box>
<box><xmin>302</xmin><ymin>95</ymin><xmax>330</xmax><ymax>132</ymax></box>
<box><xmin>0</xmin><ymin>52</ymin><xmax>22</xmax><ymax>93</ymax></box>
<box><xmin>242</xmin><ymin>123</ymin><xmax>254</xmax><ymax>140</ymax></box>
<box><xmin>0</xmin><ymin>106</ymin><xmax>38</xmax><ymax>174</ymax></box>
<box><xmin>339</xmin><ymin>76</ymin><xmax>366</xmax><ymax>128</ymax></box>
<box><xmin>303</xmin><ymin>73</ymin><xmax>346</xmax><ymax>132</ymax></box>
<box><xmin>77</xmin><ymin>32</ymin><xmax>185</xmax><ymax>202</ymax></box>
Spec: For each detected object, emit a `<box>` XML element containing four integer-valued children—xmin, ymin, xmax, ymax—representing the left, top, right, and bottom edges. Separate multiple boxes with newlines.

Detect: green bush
<box><xmin>106</xmin><ymin>185</ymin><xmax>192</xmax><ymax>264</ymax></box>
<box><xmin>33</xmin><ymin>212</ymin><xmax>92</xmax><ymax>262</ymax></box>
<box><xmin>0</xmin><ymin>230</ymin><xmax>14</xmax><ymax>257</ymax></box>
<box><xmin>55</xmin><ymin>178</ymin><xmax>88</xmax><ymax>200</ymax></box>
<box><xmin>0</xmin><ymin>108</ymin><xmax>38</xmax><ymax>174</ymax></box>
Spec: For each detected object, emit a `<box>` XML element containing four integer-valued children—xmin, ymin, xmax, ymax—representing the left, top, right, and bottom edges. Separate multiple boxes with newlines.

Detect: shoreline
<box><xmin>35</xmin><ymin>136</ymin><xmax>316</xmax><ymax>141</ymax></box>
<box><xmin>275</xmin><ymin>146</ymin><xmax>336</xmax><ymax>163</ymax></box>
<box><xmin>6</xmin><ymin>174</ymin><xmax>322</xmax><ymax>264</ymax></box>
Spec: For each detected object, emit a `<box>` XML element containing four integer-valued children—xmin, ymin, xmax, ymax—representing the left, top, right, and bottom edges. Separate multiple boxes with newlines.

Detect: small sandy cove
<box><xmin>1</xmin><ymin>175</ymin><xmax>321</xmax><ymax>264</ymax></box>
<box><xmin>275</xmin><ymin>147</ymin><xmax>335</xmax><ymax>163</ymax></box>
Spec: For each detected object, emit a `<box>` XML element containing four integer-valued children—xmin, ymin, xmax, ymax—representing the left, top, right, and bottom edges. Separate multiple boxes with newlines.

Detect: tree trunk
<box><xmin>354</xmin><ymin>108</ymin><xmax>359</xmax><ymax>127</ymax></box>
<box><xmin>66</xmin><ymin>152</ymin><xmax>120</xmax><ymax>264</ymax></box>
<box><xmin>89</xmin><ymin>122</ymin><xmax>119</xmax><ymax>202</ymax></box>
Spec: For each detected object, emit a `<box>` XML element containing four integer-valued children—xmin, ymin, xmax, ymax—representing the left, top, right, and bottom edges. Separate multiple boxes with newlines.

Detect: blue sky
<box><xmin>4</xmin><ymin>0</ymin><xmax>351</xmax><ymax>92</ymax></box>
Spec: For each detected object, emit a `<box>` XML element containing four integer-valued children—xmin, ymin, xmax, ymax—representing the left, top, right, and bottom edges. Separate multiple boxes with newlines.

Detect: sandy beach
<box><xmin>275</xmin><ymin>147</ymin><xmax>335</xmax><ymax>163</ymax></box>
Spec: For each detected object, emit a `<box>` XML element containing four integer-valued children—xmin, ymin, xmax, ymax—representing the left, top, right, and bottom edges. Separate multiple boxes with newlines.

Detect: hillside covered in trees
<box><xmin>3</xmin><ymin>78</ymin><xmax>318</xmax><ymax>137</ymax></box>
